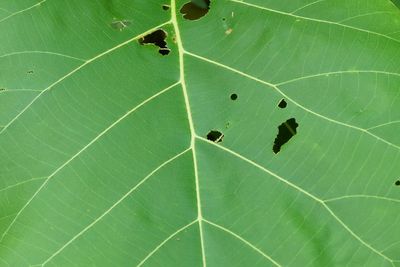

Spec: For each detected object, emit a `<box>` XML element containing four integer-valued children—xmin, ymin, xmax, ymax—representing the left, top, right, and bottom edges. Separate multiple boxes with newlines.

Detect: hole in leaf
<box><xmin>180</xmin><ymin>0</ymin><xmax>210</xmax><ymax>20</ymax></box>
<box><xmin>110</xmin><ymin>19</ymin><xmax>131</xmax><ymax>31</ymax></box>
<box><xmin>273</xmin><ymin>118</ymin><xmax>299</xmax><ymax>154</ymax></box>
<box><xmin>278</xmin><ymin>99</ymin><xmax>287</xmax><ymax>109</ymax></box>
<box><xmin>395</xmin><ymin>180</ymin><xmax>400</xmax><ymax>186</ymax></box>
<box><xmin>138</xmin><ymin>29</ymin><xmax>170</xmax><ymax>56</ymax></box>
<box><xmin>207</xmin><ymin>130</ymin><xmax>224</xmax><ymax>143</ymax></box>
<box><xmin>159</xmin><ymin>48</ymin><xmax>170</xmax><ymax>55</ymax></box>
<box><xmin>230</xmin><ymin>93</ymin><xmax>238</xmax><ymax>101</ymax></box>
<box><xmin>162</xmin><ymin>4</ymin><xmax>170</xmax><ymax>10</ymax></box>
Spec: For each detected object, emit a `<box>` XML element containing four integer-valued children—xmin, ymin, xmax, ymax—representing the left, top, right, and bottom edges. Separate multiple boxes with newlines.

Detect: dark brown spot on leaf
<box><xmin>162</xmin><ymin>4</ymin><xmax>170</xmax><ymax>10</ymax></box>
<box><xmin>230</xmin><ymin>93</ymin><xmax>238</xmax><ymax>101</ymax></box>
<box><xmin>139</xmin><ymin>29</ymin><xmax>170</xmax><ymax>56</ymax></box>
<box><xmin>395</xmin><ymin>180</ymin><xmax>400</xmax><ymax>186</ymax></box>
<box><xmin>180</xmin><ymin>0</ymin><xmax>210</xmax><ymax>20</ymax></box>
<box><xmin>273</xmin><ymin>118</ymin><xmax>299</xmax><ymax>154</ymax></box>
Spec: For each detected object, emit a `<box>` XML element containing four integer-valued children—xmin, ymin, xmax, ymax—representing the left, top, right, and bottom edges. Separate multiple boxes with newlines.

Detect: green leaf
<box><xmin>1</xmin><ymin>0</ymin><xmax>400</xmax><ymax>266</ymax></box>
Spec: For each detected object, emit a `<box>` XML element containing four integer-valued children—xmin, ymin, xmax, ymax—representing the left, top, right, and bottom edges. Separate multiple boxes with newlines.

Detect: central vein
<box><xmin>170</xmin><ymin>1</ymin><xmax>207</xmax><ymax>266</ymax></box>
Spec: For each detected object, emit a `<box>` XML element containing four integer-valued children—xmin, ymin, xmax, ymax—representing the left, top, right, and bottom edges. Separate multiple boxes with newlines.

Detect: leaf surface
<box><xmin>1</xmin><ymin>0</ymin><xmax>400</xmax><ymax>266</ymax></box>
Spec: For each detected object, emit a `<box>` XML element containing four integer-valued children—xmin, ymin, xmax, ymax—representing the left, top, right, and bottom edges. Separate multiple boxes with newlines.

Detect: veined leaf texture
<box><xmin>0</xmin><ymin>0</ymin><xmax>400</xmax><ymax>266</ymax></box>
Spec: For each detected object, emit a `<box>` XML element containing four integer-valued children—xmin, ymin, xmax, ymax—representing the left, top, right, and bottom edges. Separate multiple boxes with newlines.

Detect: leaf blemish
<box><xmin>180</xmin><ymin>0</ymin><xmax>211</xmax><ymax>21</ymax></box>
<box><xmin>395</xmin><ymin>180</ymin><xmax>400</xmax><ymax>186</ymax></box>
<box><xmin>225</xmin><ymin>28</ymin><xmax>233</xmax><ymax>35</ymax></box>
<box><xmin>207</xmin><ymin>130</ymin><xmax>224</xmax><ymax>143</ymax></box>
<box><xmin>162</xmin><ymin>4</ymin><xmax>170</xmax><ymax>11</ymax></box>
<box><xmin>138</xmin><ymin>29</ymin><xmax>171</xmax><ymax>56</ymax></box>
<box><xmin>278</xmin><ymin>99</ymin><xmax>287</xmax><ymax>109</ymax></box>
<box><xmin>110</xmin><ymin>19</ymin><xmax>131</xmax><ymax>31</ymax></box>
<box><xmin>273</xmin><ymin>118</ymin><xmax>299</xmax><ymax>154</ymax></box>
<box><xmin>230</xmin><ymin>93</ymin><xmax>238</xmax><ymax>101</ymax></box>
